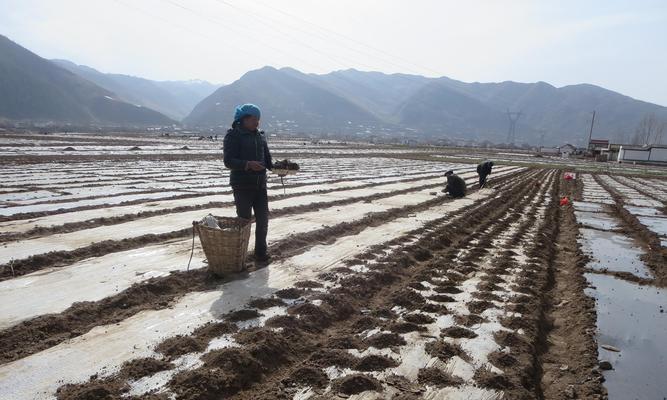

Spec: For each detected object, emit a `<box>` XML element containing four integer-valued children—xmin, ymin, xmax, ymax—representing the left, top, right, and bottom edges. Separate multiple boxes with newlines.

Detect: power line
<box><xmin>129</xmin><ymin>0</ymin><xmax>449</xmax><ymax>85</ymax></box>
<box><xmin>112</xmin><ymin>0</ymin><xmax>265</xmax><ymax>64</ymax></box>
<box><xmin>162</xmin><ymin>0</ymin><xmax>451</xmax><ymax>102</ymax></box>
<box><xmin>212</xmin><ymin>0</ymin><xmax>435</xmax><ymax>77</ymax></box>
<box><xmin>118</xmin><ymin>0</ymin><xmax>442</xmax><ymax>102</ymax></box>
<box><xmin>160</xmin><ymin>0</ymin><xmax>329</xmax><ymax>71</ymax></box>
<box><xmin>506</xmin><ymin>109</ymin><xmax>522</xmax><ymax>144</ymax></box>
<box><xmin>172</xmin><ymin>0</ymin><xmax>425</xmax><ymax>75</ymax></box>
<box><xmin>208</xmin><ymin>0</ymin><xmax>380</xmax><ymax>72</ymax></box>
<box><xmin>248</xmin><ymin>0</ymin><xmax>446</xmax><ymax>77</ymax></box>
<box><xmin>118</xmin><ymin>0</ymin><xmax>470</xmax><ymax>140</ymax></box>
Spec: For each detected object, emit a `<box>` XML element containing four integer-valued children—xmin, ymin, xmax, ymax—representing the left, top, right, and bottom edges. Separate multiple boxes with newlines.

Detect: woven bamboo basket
<box><xmin>195</xmin><ymin>216</ymin><xmax>251</xmax><ymax>276</ymax></box>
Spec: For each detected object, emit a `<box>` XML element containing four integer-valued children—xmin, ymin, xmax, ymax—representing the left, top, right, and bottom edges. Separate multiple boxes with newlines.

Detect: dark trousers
<box><xmin>233</xmin><ymin>187</ymin><xmax>269</xmax><ymax>256</ymax></box>
<box><xmin>479</xmin><ymin>174</ymin><xmax>488</xmax><ymax>188</ymax></box>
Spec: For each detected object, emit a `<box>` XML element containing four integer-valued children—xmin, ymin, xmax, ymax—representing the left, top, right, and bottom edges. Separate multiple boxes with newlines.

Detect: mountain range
<box><xmin>0</xmin><ymin>35</ymin><xmax>178</xmax><ymax>126</ymax></box>
<box><xmin>51</xmin><ymin>60</ymin><xmax>219</xmax><ymax>120</ymax></box>
<box><xmin>187</xmin><ymin>67</ymin><xmax>667</xmax><ymax>145</ymax></box>
<box><xmin>2</xmin><ymin>33</ymin><xmax>666</xmax><ymax>145</ymax></box>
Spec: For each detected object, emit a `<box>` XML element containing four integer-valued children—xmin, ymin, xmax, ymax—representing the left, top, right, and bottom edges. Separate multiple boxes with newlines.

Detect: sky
<box><xmin>2</xmin><ymin>0</ymin><xmax>666</xmax><ymax>105</ymax></box>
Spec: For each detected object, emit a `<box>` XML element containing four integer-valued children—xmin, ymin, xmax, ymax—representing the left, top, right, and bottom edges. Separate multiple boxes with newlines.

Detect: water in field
<box><xmin>585</xmin><ymin>273</ymin><xmax>667</xmax><ymax>400</ymax></box>
<box><xmin>579</xmin><ymin>228</ymin><xmax>652</xmax><ymax>279</ymax></box>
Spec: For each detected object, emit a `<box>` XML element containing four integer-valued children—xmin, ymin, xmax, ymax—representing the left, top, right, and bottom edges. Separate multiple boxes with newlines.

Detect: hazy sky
<box><xmin>2</xmin><ymin>0</ymin><xmax>666</xmax><ymax>105</ymax></box>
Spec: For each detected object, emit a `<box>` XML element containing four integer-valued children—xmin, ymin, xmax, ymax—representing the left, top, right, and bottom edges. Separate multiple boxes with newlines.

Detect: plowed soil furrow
<box><xmin>0</xmin><ymin>171</ymin><xmax>522</xmax><ymax>334</ymax></box>
<box><xmin>0</xmin><ymin>169</ymin><xmax>531</xmax><ymax>366</ymax></box>
<box><xmin>0</xmin><ymin>168</ymin><xmax>520</xmax><ymax>279</ymax></box>
<box><xmin>4</xmin><ymin>187</ymin><xmax>201</xmax><ymax>207</ymax></box>
<box><xmin>0</xmin><ymin>168</ymin><xmax>468</xmax><ymax>241</ymax></box>
<box><xmin>613</xmin><ymin>176</ymin><xmax>667</xmax><ymax>203</ymax></box>
<box><xmin>0</xmin><ymin>166</ymin><xmax>455</xmax><ymax>222</ymax></box>
<box><xmin>0</xmin><ymin>172</ymin><xmax>531</xmax><ymax>400</ymax></box>
<box><xmin>0</xmin><ymin>165</ymin><xmax>501</xmax><ymax>238</ymax></box>
<box><xmin>538</xmin><ymin>176</ymin><xmax>606</xmax><ymax>400</ymax></box>
<box><xmin>594</xmin><ymin>175</ymin><xmax>667</xmax><ymax>285</ymax></box>
<box><xmin>0</xmin><ymin>178</ymin><xmax>447</xmax><ymax>276</ymax></box>
<box><xmin>636</xmin><ymin>177</ymin><xmax>667</xmax><ymax>199</ymax></box>
<box><xmin>0</xmin><ymin>172</ymin><xmax>442</xmax><ymax>241</ymax></box>
<box><xmin>603</xmin><ymin>175</ymin><xmax>664</xmax><ymax>207</ymax></box>
<box><xmin>0</xmin><ymin>150</ymin><xmax>412</xmax><ymax>164</ymax></box>
<box><xmin>51</xmin><ymin>169</ymin><xmax>551</xmax><ymax>400</ymax></box>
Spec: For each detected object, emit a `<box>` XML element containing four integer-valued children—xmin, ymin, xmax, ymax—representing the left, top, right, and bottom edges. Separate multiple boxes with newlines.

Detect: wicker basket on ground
<box><xmin>195</xmin><ymin>216</ymin><xmax>251</xmax><ymax>276</ymax></box>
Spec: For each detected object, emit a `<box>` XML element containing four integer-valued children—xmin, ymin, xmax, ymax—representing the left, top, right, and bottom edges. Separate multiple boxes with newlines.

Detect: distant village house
<box><xmin>538</xmin><ymin>143</ymin><xmax>579</xmax><ymax>158</ymax></box>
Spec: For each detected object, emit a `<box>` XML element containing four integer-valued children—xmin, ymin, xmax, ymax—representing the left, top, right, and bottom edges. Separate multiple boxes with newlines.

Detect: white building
<box><xmin>618</xmin><ymin>145</ymin><xmax>667</xmax><ymax>164</ymax></box>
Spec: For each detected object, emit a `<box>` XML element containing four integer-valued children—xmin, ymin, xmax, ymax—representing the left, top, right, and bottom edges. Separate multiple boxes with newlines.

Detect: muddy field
<box><xmin>0</xmin><ymin>132</ymin><xmax>666</xmax><ymax>400</ymax></box>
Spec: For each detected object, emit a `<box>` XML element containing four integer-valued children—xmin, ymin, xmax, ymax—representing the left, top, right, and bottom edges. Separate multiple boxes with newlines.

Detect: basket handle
<box><xmin>187</xmin><ymin>221</ymin><xmax>197</xmax><ymax>271</ymax></box>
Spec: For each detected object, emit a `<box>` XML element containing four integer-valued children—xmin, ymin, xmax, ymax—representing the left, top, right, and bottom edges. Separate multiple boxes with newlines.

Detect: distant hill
<box><xmin>307</xmin><ymin>69</ymin><xmax>429</xmax><ymax>123</ymax></box>
<box><xmin>0</xmin><ymin>35</ymin><xmax>174</xmax><ymax>126</ymax></box>
<box><xmin>184</xmin><ymin>67</ymin><xmax>383</xmax><ymax>134</ymax></box>
<box><xmin>186</xmin><ymin>67</ymin><xmax>667</xmax><ymax>145</ymax></box>
<box><xmin>52</xmin><ymin>60</ymin><xmax>219</xmax><ymax>120</ymax></box>
<box><xmin>434</xmin><ymin>78</ymin><xmax>667</xmax><ymax>144</ymax></box>
<box><xmin>4</xmin><ymin>31</ymin><xmax>665</xmax><ymax>143</ymax></box>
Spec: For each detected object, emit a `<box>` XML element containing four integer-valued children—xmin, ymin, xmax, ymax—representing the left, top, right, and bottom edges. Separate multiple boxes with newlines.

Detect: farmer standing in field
<box><xmin>223</xmin><ymin>104</ymin><xmax>273</xmax><ymax>263</ymax></box>
<box><xmin>442</xmin><ymin>170</ymin><xmax>467</xmax><ymax>198</ymax></box>
<box><xmin>477</xmin><ymin>160</ymin><xmax>494</xmax><ymax>188</ymax></box>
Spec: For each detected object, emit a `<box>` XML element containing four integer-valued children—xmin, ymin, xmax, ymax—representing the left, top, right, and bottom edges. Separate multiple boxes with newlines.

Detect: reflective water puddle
<box><xmin>637</xmin><ymin>216</ymin><xmax>667</xmax><ymax>237</ymax></box>
<box><xmin>585</xmin><ymin>273</ymin><xmax>667</xmax><ymax>400</ymax></box>
<box><xmin>575</xmin><ymin>211</ymin><xmax>620</xmax><ymax>231</ymax></box>
<box><xmin>579</xmin><ymin>229</ymin><xmax>653</xmax><ymax>279</ymax></box>
<box><xmin>624</xmin><ymin>206</ymin><xmax>662</xmax><ymax>217</ymax></box>
<box><xmin>575</xmin><ymin>201</ymin><xmax>607</xmax><ymax>213</ymax></box>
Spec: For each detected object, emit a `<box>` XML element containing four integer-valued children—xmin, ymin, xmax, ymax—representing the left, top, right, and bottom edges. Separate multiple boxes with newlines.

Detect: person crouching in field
<box><xmin>442</xmin><ymin>170</ymin><xmax>467</xmax><ymax>198</ymax></box>
<box><xmin>223</xmin><ymin>104</ymin><xmax>273</xmax><ymax>263</ymax></box>
<box><xmin>477</xmin><ymin>160</ymin><xmax>494</xmax><ymax>188</ymax></box>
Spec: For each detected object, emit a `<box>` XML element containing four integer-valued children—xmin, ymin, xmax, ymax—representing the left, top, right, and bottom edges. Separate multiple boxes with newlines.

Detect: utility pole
<box><xmin>587</xmin><ymin>110</ymin><xmax>596</xmax><ymax>147</ymax></box>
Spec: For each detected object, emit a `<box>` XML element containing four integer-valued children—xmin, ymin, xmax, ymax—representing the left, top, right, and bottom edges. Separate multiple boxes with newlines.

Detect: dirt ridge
<box><xmin>594</xmin><ymin>174</ymin><xmax>667</xmax><ymax>286</ymax></box>
<box><xmin>54</xmin><ymin>169</ymin><xmax>548</xmax><ymax>399</ymax></box>
<box><xmin>0</xmin><ymin>170</ymin><xmax>530</xmax><ymax>364</ymax></box>
<box><xmin>0</xmin><ymin>169</ymin><xmax>458</xmax><ymax>240</ymax></box>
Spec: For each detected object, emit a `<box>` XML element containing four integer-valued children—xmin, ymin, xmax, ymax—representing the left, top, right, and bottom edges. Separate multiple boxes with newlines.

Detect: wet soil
<box><xmin>424</xmin><ymin>339</ymin><xmax>469</xmax><ymax>362</ymax></box>
<box><xmin>417</xmin><ymin>367</ymin><xmax>463</xmax><ymax>387</ymax></box>
<box><xmin>0</xmin><ymin>269</ymin><xmax>224</xmax><ymax>364</ymax></box>
<box><xmin>594</xmin><ymin>175</ymin><xmax>667</xmax><ymax>286</ymax></box>
<box><xmin>332</xmin><ymin>374</ymin><xmax>382</xmax><ymax>395</ymax></box>
<box><xmin>0</xmin><ymin>228</ymin><xmax>192</xmax><ymax>281</ymax></box>
<box><xmin>537</xmin><ymin>176</ymin><xmax>606</xmax><ymax>399</ymax></box>
<box><xmin>52</xmin><ymin>169</ymin><xmax>542</xmax><ymax>399</ymax></box>
<box><xmin>0</xmin><ymin>168</ymin><xmax>447</xmax><ymax>234</ymax></box>
<box><xmin>0</xmin><ymin>178</ymin><xmax>493</xmax><ymax>361</ymax></box>
<box><xmin>0</xmin><ymin>177</ymin><xmax>449</xmax><ymax>280</ymax></box>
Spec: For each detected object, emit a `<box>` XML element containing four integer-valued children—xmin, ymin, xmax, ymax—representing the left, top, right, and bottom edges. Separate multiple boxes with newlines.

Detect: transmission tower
<box><xmin>506</xmin><ymin>110</ymin><xmax>522</xmax><ymax>144</ymax></box>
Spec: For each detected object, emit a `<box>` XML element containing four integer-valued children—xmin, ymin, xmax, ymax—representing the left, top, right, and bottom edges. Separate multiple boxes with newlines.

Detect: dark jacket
<box><xmin>477</xmin><ymin>161</ymin><xmax>493</xmax><ymax>176</ymax></box>
<box><xmin>445</xmin><ymin>174</ymin><xmax>467</xmax><ymax>198</ymax></box>
<box><xmin>223</xmin><ymin>126</ymin><xmax>273</xmax><ymax>189</ymax></box>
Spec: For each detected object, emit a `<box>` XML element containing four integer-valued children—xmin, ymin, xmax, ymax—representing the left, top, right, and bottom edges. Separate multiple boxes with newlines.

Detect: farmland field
<box><xmin>0</xmin><ymin>132</ymin><xmax>666</xmax><ymax>400</ymax></box>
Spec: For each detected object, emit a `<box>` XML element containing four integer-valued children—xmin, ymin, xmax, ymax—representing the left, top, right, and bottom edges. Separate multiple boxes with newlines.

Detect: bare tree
<box><xmin>632</xmin><ymin>113</ymin><xmax>666</xmax><ymax>145</ymax></box>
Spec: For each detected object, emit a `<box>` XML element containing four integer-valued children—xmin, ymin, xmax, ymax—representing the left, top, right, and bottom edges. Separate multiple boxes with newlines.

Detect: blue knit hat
<box><xmin>234</xmin><ymin>103</ymin><xmax>261</xmax><ymax>122</ymax></box>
